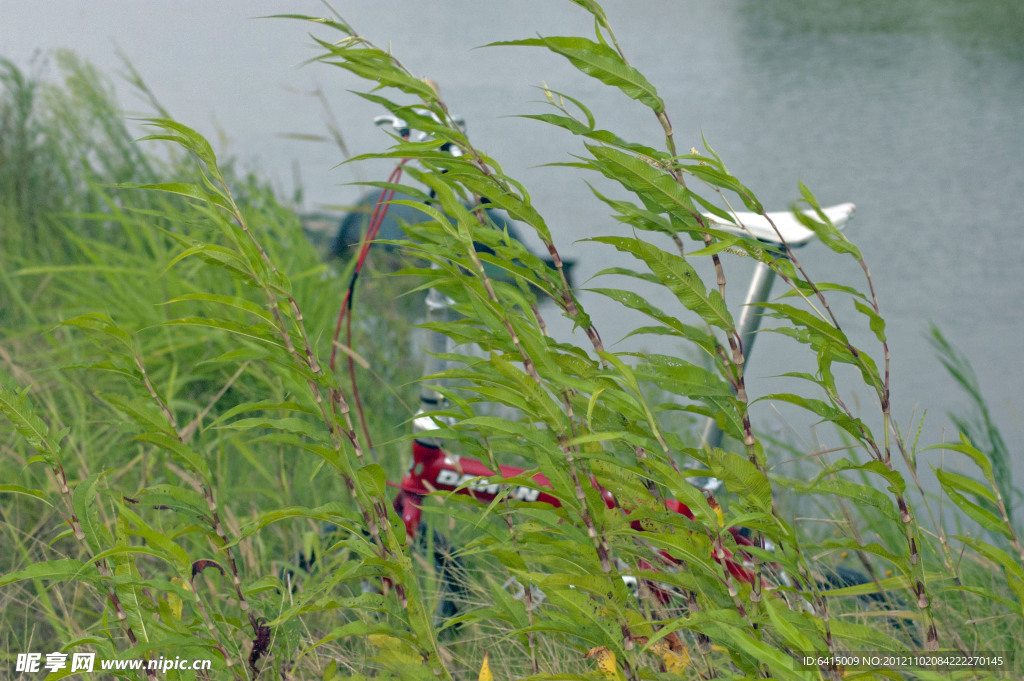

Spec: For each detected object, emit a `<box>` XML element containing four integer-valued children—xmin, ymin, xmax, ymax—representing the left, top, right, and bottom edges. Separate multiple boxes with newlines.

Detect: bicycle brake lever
<box><xmin>373</xmin><ymin>114</ymin><xmax>411</xmax><ymax>139</ymax></box>
<box><xmin>373</xmin><ymin>111</ymin><xmax>466</xmax><ymax>143</ymax></box>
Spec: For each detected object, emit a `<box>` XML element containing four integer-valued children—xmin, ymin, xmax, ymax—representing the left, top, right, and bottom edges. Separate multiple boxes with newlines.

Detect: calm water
<box><xmin>3</xmin><ymin>1</ymin><xmax>1022</xmax><ymax>488</ymax></box>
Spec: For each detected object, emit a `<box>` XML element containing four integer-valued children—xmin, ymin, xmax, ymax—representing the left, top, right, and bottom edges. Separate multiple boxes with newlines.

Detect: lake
<box><xmin>3</xmin><ymin>0</ymin><xmax>1022</xmax><ymax>495</ymax></box>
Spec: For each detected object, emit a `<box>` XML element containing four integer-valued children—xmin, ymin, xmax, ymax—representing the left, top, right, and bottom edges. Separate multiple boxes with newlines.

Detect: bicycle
<box><xmin>298</xmin><ymin>111</ymin><xmax>858</xmax><ymax>629</ymax></box>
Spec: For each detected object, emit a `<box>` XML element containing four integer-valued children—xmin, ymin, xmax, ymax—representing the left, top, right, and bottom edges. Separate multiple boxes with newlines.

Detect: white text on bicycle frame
<box><xmin>435</xmin><ymin>470</ymin><xmax>540</xmax><ymax>501</ymax></box>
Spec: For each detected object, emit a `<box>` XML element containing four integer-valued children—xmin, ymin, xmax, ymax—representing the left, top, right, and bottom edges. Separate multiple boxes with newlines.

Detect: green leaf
<box><xmin>521</xmin><ymin>113</ymin><xmax>660</xmax><ymax>157</ymax></box>
<box><xmin>0</xmin><ymin>376</ymin><xmax>60</xmax><ymax>462</ymax></box>
<box><xmin>941</xmin><ymin>584</ymin><xmax>1017</xmax><ymax>613</ymax></box>
<box><xmin>140</xmin><ymin>118</ymin><xmax>220</xmax><ymax>170</ymax></box>
<box><xmin>132</xmin><ymin>432</ymin><xmax>212</xmax><ymax>481</ymax></box>
<box><xmin>236</xmin><ymin>503</ymin><xmax>354</xmax><ymax>542</ymax></box>
<box><xmin>115</xmin><ymin>505</ymin><xmax>191</xmax><ymax>572</ymax></box>
<box><xmin>762</xmin><ymin>594</ymin><xmax>816</xmax><ymax>652</ymax></box>
<box><xmin>313</xmin><ymin>42</ymin><xmax>438</xmax><ymax>100</ymax></box>
<box><xmin>0</xmin><ymin>559</ymin><xmax>98</xmax><ymax>587</ymax></box>
<box><xmin>158</xmin><ymin>317</ymin><xmax>285</xmax><ymax>349</ymax></box>
<box><xmin>73</xmin><ymin>470</ymin><xmax>111</xmax><ymax>553</ymax></box>
<box><xmin>163</xmin><ymin>292</ymin><xmax>276</xmax><ymax>324</ymax></box>
<box><xmin>923</xmin><ymin>434</ymin><xmax>994</xmax><ymax>485</ymax></box>
<box><xmin>268</xmin><ymin>13</ymin><xmax>355</xmax><ymax>36</ymax></box>
<box><xmin>218</xmin><ymin>416</ymin><xmax>328</xmax><ymax>443</ymax></box>
<box><xmin>937</xmin><ymin>474</ymin><xmax>1011</xmax><ymax>539</ymax></box>
<box><xmin>797</xmin><ymin>477</ymin><xmax>899</xmax><ymax>522</ymax></box>
<box><xmin>489</xmin><ymin>36</ymin><xmax>664</xmax><ymax>113</ymax></box>
<box><xmin>795</xmin><ymin>183</ymin><xmax>862</xmax><ymax>259</ymax></box>
<box><xmin>854</xmin><ymin>299</ymin><xmax>886</xmax><ymax>344</ymax></box>
<box><xmin>208</xmin><ymin>399</ymin><xmax>315</xmax><ymax>427</ymax></box>
<box><xmin>955</xmin><ymin>536</ymin><xmax>1024</xmax><ymax>581</ymax></box>
<box><xmin>447</xmin><ymin>174</ymin><xmax>553</xmax><ymax>243</ymax></box>
<box><xmin>759</xmin><ymin>302</ymin><xmax>849</xmax><ymax>349</ymax></box>
<box><xmin>934</xmin><ymin>468</ymin><xmax>997</xmax><ymax>506</ymax></box>
<box><xmin>712</xmin><ymin>622</ymin><xmax>803</xmax><ymax>680</ymax></box>
<box><xmin>584</xmin><ymin>145</ymin><xmax>699</xmax><ymax>222</ymax></box>
<box><xmin>163</xmin><ymin>243</ymin><xmax>255</xmax><ymax>283</ymax></box>
<box><xmin>828</xmin><ymin>618</ymin><xmax>911</xmax><ymax>652</ymax></box>
<box><xmin>682</xmin><ymin>163</ymin><xmax>763</xmax><ymax>213</ymax></box>
<box><xmin>102</xmin><ymin>394</ymin><xmax>174</xmax><ymax>436</ymax></box>
<box><xmin>111</xmin><ymin>522</ymin><xmax>149</xmax><ymax>643</ymax></box>
<box><xmin>357</xmin><ymin>464</ymin><xmax>388</xmax><ymax>498</ymax></box>
<box><xmin>0</xmin><ymin>484</ymin><xmax>53</xmax><ymax>506</ymax></box>
<box><xmin>119</xmin><ymin>181</ymin><xmax>228</xmax><ymax>209</ymax></box>
<box><xmin>809</xmin><ymin>457</ymin><xmax>907</xmax><ymax>497</ymax></box>
<box><xmin>706</xmin><ymin>447</ymin><xmax>772</xmax><ymax>512</ymax></box>
<box><xmin>131</xmin><ymin>484</ymin><xmax>210</xmax><ymax>521</ymax></box>
<box><xmin>61</xmin><ymin>312</ymin><xmax>137</xmax><ymax>353</ymax></box>
<box><xmin>591</xmin><ymin>236</ymin><xmax>734</xmax><ymax>331</ymax></box>
<box><xmin>760</xmin><ymin>393</ymin><xmax>873</xmax><ymax>443</ymax></box>
<box><xmin>777</xmin><ymin>280</ymin><xmax>866</xmax><ymax>301</ymax></box>
<box><xmin>630</xmin><ymin>353</ymin><xmax>732</xmax><ymax>398</ymax></box>
<box><xmin>591</xmin><ymin>266</ymin><xmax>660</xmax><ymax>285</ymax></box>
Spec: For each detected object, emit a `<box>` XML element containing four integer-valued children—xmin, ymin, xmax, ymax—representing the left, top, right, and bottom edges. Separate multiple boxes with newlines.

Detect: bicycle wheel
<box><xmin>411</xmin><ymin>525</ymin><xmax>469</xmax><ymax>631</ymax></box>
<box><xmin>282</xmin><ymin>518</ymin><xmax>469</xmax><ymax>632</ymax></box>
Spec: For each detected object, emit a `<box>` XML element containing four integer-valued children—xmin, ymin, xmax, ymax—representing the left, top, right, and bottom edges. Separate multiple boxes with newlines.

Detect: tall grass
<box><xmin>0</xmin><ymin>54</ymin><xmax>420</xmax><ymax>678</ymax></box>
<box><xmin>2</xmin><ymin>4</ymin><xmax>1023</xmax><ymax>680</ymax></box>
<box><xmin>928</xmin><ymin>324</ymin><xmax>1016</xmax><ymax>518</ymax></box>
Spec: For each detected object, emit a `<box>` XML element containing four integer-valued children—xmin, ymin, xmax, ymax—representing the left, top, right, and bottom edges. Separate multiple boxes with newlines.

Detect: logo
<box><xmin>435</xmin><ymin>469</ymin><xmax>541</xmax><ymax>502</ymax></box>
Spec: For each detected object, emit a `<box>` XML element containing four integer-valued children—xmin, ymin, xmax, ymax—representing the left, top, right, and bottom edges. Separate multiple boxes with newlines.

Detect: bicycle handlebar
<box><xmin>373</xmin><ymin>110</ymin><xmax>467</xmax><ymax>146</ymax></box>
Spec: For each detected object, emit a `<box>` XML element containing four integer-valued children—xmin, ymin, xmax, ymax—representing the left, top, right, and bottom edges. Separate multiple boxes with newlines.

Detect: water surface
<box><xmin>3</xmin><ymin>0</ymin><xmax>1022</xmax><ymax>491</ymax></box>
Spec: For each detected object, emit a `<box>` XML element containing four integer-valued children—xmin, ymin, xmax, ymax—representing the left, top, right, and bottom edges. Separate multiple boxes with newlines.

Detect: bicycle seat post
<box><xmin>413</xmin><ymin>284</ymin><xmax>454</xmax><ymax>446</ymax></box>
<box><xmin>698</xmin><ymin>259</ymin><xmax>777</xmax><ymax>454</ymax></box>
<box><xmin>693</xmin><ymin>202</ymin><xmax>855</xmax><ymax>488</ymax></box>
<box><xmin>372</xmin><ymin>112</ymin><xmax>466</xmax><ymax>447</ymax></box>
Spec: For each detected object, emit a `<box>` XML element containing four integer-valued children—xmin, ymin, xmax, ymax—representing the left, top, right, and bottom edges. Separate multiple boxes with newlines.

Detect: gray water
<box><xmin>3</xmin><ymin>1</ymin><xmax>1023</xmax><ymax>490</ymax></box>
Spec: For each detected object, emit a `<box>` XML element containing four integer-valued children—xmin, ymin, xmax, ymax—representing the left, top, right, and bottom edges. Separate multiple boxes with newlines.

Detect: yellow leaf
<box><xmin>667</xmin><ymin>653</ymin><xmax>689</xmax><ymax>673</ymax></box>
<box><xmin>656</xmin><ymin>643</ymin><xmax>690</xmax><ymax>674</ymax></box>
<box><xmin>169</xmin><ymin>578</ymin><xmax>187</xmax><ymax>620</ymax></box>
<box><xmin>167</xmin><ymin>593</ymin><xmax>183</xmax><ymax>620</ymax></box>
<box><xmin>706</xmin><ymin>493</ymin><xmax>725</xmax><ymax>527</ymax></box>
<box><xmin>478</xmin><ymin>651</ymin><xmax>493</xmax><ymax>681</ymax></box>
<box><xmin>367</xmin><ymin>634</ymin><xmax>422</xmax><ymax>665</ymax></box>
<box><xmin>367</xmin><ymin>634</ymin><xmax>395</xmax><ymax>649</ymax></box>
<box><xmin>586</xmin><ymin>646</ymin><xmax>620</xmax><ymax>680</ymax></box>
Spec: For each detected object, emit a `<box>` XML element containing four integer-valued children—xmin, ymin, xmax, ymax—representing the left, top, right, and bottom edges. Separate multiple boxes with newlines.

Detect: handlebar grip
<box><xmin>372</xmin><ymin>111</ymin><xmax>466</xmax><ymax>138</ymax></box>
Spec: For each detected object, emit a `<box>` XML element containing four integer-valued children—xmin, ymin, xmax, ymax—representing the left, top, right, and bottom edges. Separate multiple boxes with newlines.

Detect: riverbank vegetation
<box><xmin>1</xmin><ymin>3</ymin><xmax>1021</xmax><ymax>679</ymax></box>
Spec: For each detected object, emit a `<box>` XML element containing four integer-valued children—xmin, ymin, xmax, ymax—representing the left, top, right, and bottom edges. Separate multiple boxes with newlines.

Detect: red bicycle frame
<box><xmin>391</xmin><ymin>438</ymin><xmax>758</xmax><ymax>587</ymax></box>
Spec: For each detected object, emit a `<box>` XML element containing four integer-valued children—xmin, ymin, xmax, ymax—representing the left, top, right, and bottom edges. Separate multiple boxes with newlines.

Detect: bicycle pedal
<box><xmin>612</xmin><ymin>558</ymin><xmax>640</xmax><ymax>599</ymax></box>
<box><xmin>502</xmin><ymin>576</ymin><xmax>545</xmax><ymax>609</ymax></box>
<box><xmin>620</xmin><ymin>574</ymin><xmax>640</xmax><ymax>599</ymax></box>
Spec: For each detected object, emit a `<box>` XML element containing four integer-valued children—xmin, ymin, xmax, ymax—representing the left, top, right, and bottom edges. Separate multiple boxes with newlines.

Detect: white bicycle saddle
<box><xmin>703</xmin><ymin>202</ymin><xmax>855</xmax><ymax>248</ymax></box>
